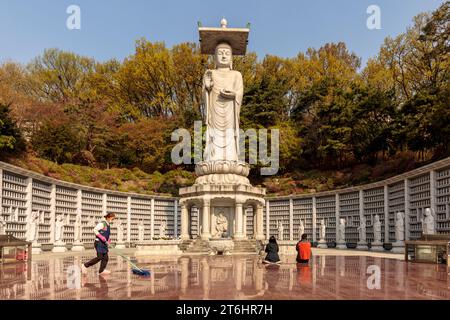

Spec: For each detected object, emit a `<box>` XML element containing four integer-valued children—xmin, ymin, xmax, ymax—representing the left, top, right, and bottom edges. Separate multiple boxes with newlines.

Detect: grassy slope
<box><xmin>4</xmin><ymin>152</ymin><xmax>427</xmax><ymax>197</ymax></box>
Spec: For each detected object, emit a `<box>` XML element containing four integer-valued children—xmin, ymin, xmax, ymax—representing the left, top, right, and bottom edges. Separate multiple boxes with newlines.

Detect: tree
<box><xmin>0</xmin><ymin>103</ymin><xmax>25</xmax><ymax>157</ymax></box>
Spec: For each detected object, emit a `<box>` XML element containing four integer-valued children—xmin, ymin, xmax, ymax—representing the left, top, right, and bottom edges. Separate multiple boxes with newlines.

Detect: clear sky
<box><xmin>0</xmin><ymin>0</ymin><xmax>445</xmax><ymax>66</ymax></box>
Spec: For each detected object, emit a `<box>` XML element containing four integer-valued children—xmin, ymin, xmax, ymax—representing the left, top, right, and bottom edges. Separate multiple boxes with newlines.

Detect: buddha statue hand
<box><xmin>205</xmin><ymin>70</ymin><xmax>214</xmax><ymax>91</ymax></box>
<box><xmin>219</xmin><ymin>88</ymin><xmax>236</xmax><ymax>99</ymax></box>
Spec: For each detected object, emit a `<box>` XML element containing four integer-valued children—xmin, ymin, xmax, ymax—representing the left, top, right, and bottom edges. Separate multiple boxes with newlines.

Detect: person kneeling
<box><xmin>263</xmin><ymin>236</ymin><xmax>281</xmax><ymax>264</ymax></box>
<box><xmin>296</xmin><ymin>234</ymin><xmax>311</xmax><ymax>264</ymax></box>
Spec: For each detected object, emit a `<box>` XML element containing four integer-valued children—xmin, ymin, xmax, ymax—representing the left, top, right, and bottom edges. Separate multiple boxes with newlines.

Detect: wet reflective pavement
<box><xmin>0</xmin><ymin>254</ymin><xmax>449</xmax><ymax>300</ymax></box>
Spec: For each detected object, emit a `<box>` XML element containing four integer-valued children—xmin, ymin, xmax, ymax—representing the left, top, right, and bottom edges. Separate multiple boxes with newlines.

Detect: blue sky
<box><xmin>0</xmin><ymin>0</ymin><xmax>445</xmax><ymax>66</ymax></box>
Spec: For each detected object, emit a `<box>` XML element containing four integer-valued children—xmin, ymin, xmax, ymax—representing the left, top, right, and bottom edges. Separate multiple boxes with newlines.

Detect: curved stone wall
<box><xmin>1</xmin><ymin>157</ymin><xmax>449</xmax><ymax>250</ymax></box>
<box><xmin>264</xmin><ymin>157</ymin><xmax>450</xmax><ymax>246</ymax></box>
<box><xmin>0</xmin><ymin>162</ymin><xmax>180</xmax><ymax>248</ymax></box>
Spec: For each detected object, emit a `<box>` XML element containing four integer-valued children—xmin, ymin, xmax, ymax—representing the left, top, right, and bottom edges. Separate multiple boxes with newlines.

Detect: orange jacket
<box><xmin>296</xmin><ymin>241</ymin><xmax>311</xmax><ymax>260</ymax></box>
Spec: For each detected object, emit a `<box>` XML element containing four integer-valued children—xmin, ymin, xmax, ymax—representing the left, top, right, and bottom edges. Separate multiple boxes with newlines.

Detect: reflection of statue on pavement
<box><xmin>212</xmin><ymin>212</ymin><xmax>228</xmax><ymax>238</ymax></box>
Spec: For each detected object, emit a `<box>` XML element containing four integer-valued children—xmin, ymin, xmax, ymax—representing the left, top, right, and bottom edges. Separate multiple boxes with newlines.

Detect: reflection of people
<box><xmin>82</xmin><ymin>213</ymin><xmax>115</xmax><ymax>276</ymax></box>
<box><xmin>296</xmin><ymin>263</ymin><xmax>312</xmax><ymax>285</ymax></box>
<box><xmin>296</xmin><ymin>234</ymin><xmax>311</xmax><ymax>264</ymax></box>
<box><xmin>263</xmin><ymin>236</ymin><xmax>281</xmax><ymax>264</ymax></box>
<box><xmin>82</xmin><ymin>274</ymin><xmax>109</xmax><ymax>299</ymax></box>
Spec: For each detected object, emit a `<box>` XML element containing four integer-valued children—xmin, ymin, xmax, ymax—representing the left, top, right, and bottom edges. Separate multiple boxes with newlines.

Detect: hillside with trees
<box><xmin>0</xmin><ymin>3</ymin><xmax>448</xmax><ymax>196</ymax></box>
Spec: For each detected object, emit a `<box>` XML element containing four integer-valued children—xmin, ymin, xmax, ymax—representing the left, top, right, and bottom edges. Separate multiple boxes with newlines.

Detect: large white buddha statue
<box><xmin>203</xmin><ymin>42</ymin><xmax>243</xmax><ymax>162</ymax></box>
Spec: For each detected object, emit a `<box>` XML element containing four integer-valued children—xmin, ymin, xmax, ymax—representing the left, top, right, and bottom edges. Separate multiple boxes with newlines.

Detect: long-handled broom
<box><xmin>109</xmin><ymin>245</ymin><xmax>151</xmax><ymax>277</ymax></box>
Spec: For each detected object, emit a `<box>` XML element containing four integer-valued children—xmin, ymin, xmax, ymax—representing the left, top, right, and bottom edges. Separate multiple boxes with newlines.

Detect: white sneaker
<box><xmin>81</xmin><ymin>263</ymin><xmax>88</xmax><ymax>274</ymax></box>
<box><xmin>99</xmin><ymin>269</ymin><xmax>111</xmax><ymax>275</ymax></box>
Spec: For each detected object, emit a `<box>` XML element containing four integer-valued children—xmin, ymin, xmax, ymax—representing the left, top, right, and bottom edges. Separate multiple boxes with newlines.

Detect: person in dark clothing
<box><xmin>296</xmin><ymin>234</ymin><xmax>312</xmax><ymax>264</ymax></box>
<box><xmin>81</xmin><ymin>213</ymin><xmax>116</xmax><ymax>276</ymax></box>
<box><xmin>263</xmin><ymin>236</ymin><xmax>281</xmax><ymax>264</ymax></box>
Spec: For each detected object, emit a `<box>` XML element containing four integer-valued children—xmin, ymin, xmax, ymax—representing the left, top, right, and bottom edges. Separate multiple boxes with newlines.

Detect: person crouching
<box><xmin>296</xmin><ymin>233</ymin><xmax>311</xmax><ymax>264</ymax></box>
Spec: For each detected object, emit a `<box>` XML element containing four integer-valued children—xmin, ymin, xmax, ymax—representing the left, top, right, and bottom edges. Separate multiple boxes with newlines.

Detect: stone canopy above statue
<box><xmin>198</xmin><ymin>18</ymin><xmax>250</xmax><ymax>55</ymax></box>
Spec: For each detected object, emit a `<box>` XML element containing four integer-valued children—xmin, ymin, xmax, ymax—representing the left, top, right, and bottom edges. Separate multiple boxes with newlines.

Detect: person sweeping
<box><xmin>81</xmin><ymin>213</ymin><xmax>116</xmax><ymax>276</ymax></box>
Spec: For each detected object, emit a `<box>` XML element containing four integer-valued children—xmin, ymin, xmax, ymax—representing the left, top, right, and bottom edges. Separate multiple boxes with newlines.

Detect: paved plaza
<box><xmin>1</xmin><ymin>249</ymin><xmax>448</xmax><ymax>300</ymax></box>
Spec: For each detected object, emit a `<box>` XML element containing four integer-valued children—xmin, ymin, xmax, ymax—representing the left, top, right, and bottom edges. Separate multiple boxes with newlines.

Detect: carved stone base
<box><xmin>336</xmin><ymin>242</ymin><xmax>347</xmax><ymax>249</ymax></box>
<box><xmin>195</xmin><ymin>173</ymin><xmax>251</xmax><ymax>186</ymax></box>
<box><xmin>135</xmin><ymin>240</ymin><xmax>182</xmax><ymax>255</ymax></box>
<box><xmin>195</xmin><ymin>160</ymin><xmax>250</xmax><ymax>177</ymax></box>
<box><xmin>32</xmin><ymin>243</ymin><xmax>42</xmax><ymax>254</ymax></box>
<box><xmin>52</xmin><ymin>243</ymin><xmax>67</xmax><ymax>253</ymax></box>
<box><xmin>392</xmin><ymin>241</ymin><xmax>405</xmax><ymax>253</ymax></box>
<box><xmin>71</xmin><ymin>242</ymin><xmax>85</xmax><ymax>252</ymax></box>
<box><xmin>209</xmin><ymin>239</ymin><xmax>234</xmax><ymax>255</ymax></box>
<box><xmin>371</xmin><ymin>241</ymin><xmax>384</xmax><ymax>252</ymax></box>
<box><xmin>356</xmin><ymin>242</ymin><xmax>369</xmax><ymax>250</ymax></box>
<box><xmin>317</xmin><ymin>240</ymin><xmax>327</xmax><ymax>248</ymax></box>
<box><xmin>115</xmin><ymin>243</ymin><xmax>126</xmax><ymax>249</ymax></box>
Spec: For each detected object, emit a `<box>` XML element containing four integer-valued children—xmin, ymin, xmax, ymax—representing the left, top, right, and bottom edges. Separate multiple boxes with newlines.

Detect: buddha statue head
<box><xmin>215</xmin><ymin>42</ymin><xmax>233</xmax><ymax>69</ymax></box>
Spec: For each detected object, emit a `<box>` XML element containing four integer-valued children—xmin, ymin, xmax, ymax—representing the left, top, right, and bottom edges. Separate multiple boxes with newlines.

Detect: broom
<box><xmin>108</xmin><ymin>244</ymin><xmax>151</xmax><ymax>277</ymax></box>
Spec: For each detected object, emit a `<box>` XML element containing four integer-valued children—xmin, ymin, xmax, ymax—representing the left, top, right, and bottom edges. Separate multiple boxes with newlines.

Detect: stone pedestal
<box><xmin>208</xmin><ymin>239</ymin><xmax>234</xmax><ymax>255</ymax></box>
<box><xmin>336</xmin><ymin>242</ymin><xmax>347</xmax><ymax>249</ymax></box>
<box><xmin>392</xmin><ymin>241</ymin><xmax>405</xmax><ymax>253</ymax></box>
<box><xmin>356</xmin><ymin>242</ymin><xmax>369</xmax><ymax>250</ymax></box>
<box><xmin>317</xmin><ymin>239</ymin><xmax>327</xmax><ymax>248</ymax></box>
<box><xmin>115</xmin><ymin>242</ymin><xmax>126</xmax><ymax>249</ymax></box>
<box><xmin>179</xmin><ymin>160</ymin><xmax>266</xmax><ymax>245</ymax></box>
<box><xmin>370</xmin><ymin>241</ymin><xmax>384</xmax><ymax>252</ymax></box>
<box><xmin>31</xmin><ymin>242</ymin><xmax>42</xmax><ymax>254</ymax></box>
<box><xmin>52</xmin><ymin>241</ymin><xmax>67</xmax><ymax>253</ymax></box>
<box><xmin>135</xmin><ymin>240</ymin><xmax>182</xmax><ymax>256</ymax></box>
<box><xmin>71</xmin><ymin>241</ymin><xmax>85</xmax><ymax>252</ymax></box>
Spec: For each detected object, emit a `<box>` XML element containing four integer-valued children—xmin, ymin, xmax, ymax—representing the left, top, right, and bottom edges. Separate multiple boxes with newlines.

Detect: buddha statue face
<box><xmin>215</xmin><ymin>42</ymin><xmax>232</xmax><ymax>68</ymax></box>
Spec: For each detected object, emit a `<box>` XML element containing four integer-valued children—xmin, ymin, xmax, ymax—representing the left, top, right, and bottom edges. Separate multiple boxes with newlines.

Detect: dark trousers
<box><xmin>297</xmin><ymin>258</ymin><xmax>309</xmax><ymax>264</ymax></box>
<box><xmin>84</xmin><ymin>242</ymin><xmax>109</xmax><ymax>273</ymax></box>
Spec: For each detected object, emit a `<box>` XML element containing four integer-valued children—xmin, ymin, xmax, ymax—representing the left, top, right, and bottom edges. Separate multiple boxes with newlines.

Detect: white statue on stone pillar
<box><xmin>88</xmin><ymin>215</ymin><xmax>96</xmax><ymax>227</ymax></box>
<box><xmin>13</xmin><ymin>207</ymin><xmax>19</xmax><ymax>222</ymax></box>
<box><xmin>39</xmin><ymin>211</ymin><xmax>45</xmax><ymax>224</ymax></box>
<box><xmin>55</xmin><ymin>214</ymin><xmax>69</xmax><ymax>243</ymax></box>
<box><xmin>159</xmin><ymin>220</ymin><xmax>166</xmax><ymax>238</ymax></box>
<box><xmin>357</xmin><ymin>219</ymin><xmax>367</xmax><ymax>243</ymax></box>
<box><xmin>277</xmin><ymin>220</ymin><xmax>284</xmax><ymax>240</ymax></box>
<box><xmin>337</xmin><ymin>218</ymin><xmax>346</xmax><ymax>243</ymax></box>
<box><xmin>25</xmin><ymin>211</ymin><xmax>40</xmax><ymax>242</ymax></box>
<box><xmin>74</xmin><ymin>214</ymin><xmax>82</xmax><ymax>243</ymax></box>
<box><xmin>0</xmin><ymin>215</ymin><xmax>7</xmax><ymax>235</ymax></box>
<box><xmin>138</xmin><ymin>219</ymin><xmax>145</xmax><ymax>242</ymax></box>
<box><xmin>395</xmin><ymin>211</ymin><xmax>405</xmax><ymax>242</ymax></box>
<box><xmin>319</xmin><ymin>219</ymin><xmax>326</xmax><ymax>241</ymax></box>
<box><xmin>298</xmin><ymin>219</ymin><xmax>305</xmax><ymax>240</ymax></box>
<box><xmin>116</xmin><ymin>219</ymin><xmax>124</xmax><ymax>243</ymax></box>
<box><xmin>203</xmin><ymin>41</ymin><xmax>243</xmax><ymax>162</ymax></box>
<box><xmin>421</xmin><ymin>208</ymin><xmax>436</xmax><ymax>235</ymax></box>
<box><xmin>373</xmin><ymin>214</ymin><xmax>382</xmax><ymax>244</ymax></box>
